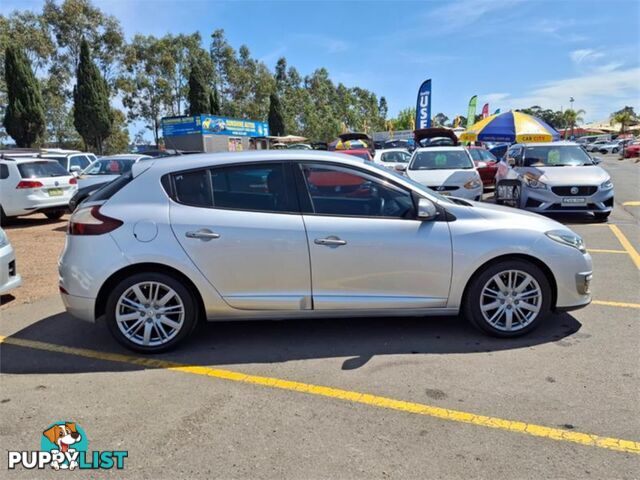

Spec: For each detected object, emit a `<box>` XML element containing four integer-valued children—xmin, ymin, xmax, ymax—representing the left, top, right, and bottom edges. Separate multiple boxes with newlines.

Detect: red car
<box><xmin>340</xmin><ymin>149</ymin><xmax>373</xmax><ymax>161</ymax></box>
<box><xmin>467</xmin><ymin>146</ymin><xmax>499</xmax><ymax>187</ymax></box>
<box><xmin>623</xmin><ymin>142</ymin><xmax>640</xmax><ymax>158</ymax></box>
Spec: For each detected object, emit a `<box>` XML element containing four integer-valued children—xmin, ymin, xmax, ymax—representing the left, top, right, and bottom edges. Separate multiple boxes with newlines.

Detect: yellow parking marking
<box><xmin>622</xmin><ymin>201</ymin><xmax>640</xmax><ymax>206</ymax></box>
<box><xmin>587</xmin><ymin>249</ymin><xmax>627</xmax><ymax>254</ymax></box>
<box><xmin>592</xmin><ymin>300</ymin><xmax>640</xmax><ymax>309</ymax></box>
<box><xmin>608</xmin><ymin>224</ymin><xmax>640</xmax><ymax>270</ymax></box>
<box><xmin>0</xmin><ymin>335</ymin><xmax>638</xmax><ymax>455</ymax></box>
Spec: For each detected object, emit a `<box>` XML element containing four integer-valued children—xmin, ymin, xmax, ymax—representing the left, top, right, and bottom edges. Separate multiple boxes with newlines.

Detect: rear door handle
<box><xmin>314</xmin><ymin>236</ymin><xmax>347</xmax><ymax>246</ymax></box>
<box><xmin>186</xmin><ymin>229</ymin><xmax>220</xmax><ymax>241</ymax></box>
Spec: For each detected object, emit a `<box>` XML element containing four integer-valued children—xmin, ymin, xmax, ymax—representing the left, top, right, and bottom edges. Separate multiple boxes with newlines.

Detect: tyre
<box><xmin>612</xmin><ymin>148</ymin><xmax>618</xmax><ymax>154</ymax></box>
<box><xmin>593</xmin><ymin>212</ymin><xmax>610</xmax><ymax>222</ymax></box>
<box><xmin>105</xmin><ymin>272</ymin><xmax>197</xmax><ymax>353</ymax></box>
<box><xmin>44</xmin><ymin>210</ymin><xmax>65</xmax><ymax>220</ymax></box>
<box><xmin>463</xmin><ymin>259</ymin><xmax>552</xmax><ymax>337</ymax></box>
<box><xmin>0</xmin><ymin>206</ymin><xmax>8</xmax><ymax>226</ymax></box>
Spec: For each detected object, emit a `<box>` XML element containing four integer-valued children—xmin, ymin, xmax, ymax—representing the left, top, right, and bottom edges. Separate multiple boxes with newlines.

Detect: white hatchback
<box><xmin>403</xmin><ymin>146</ymin><xmax>483</xmax><ymax>201</ymax></box>
<box><xmin>372</xmin><ymin>148</ymin><xmax>411</xmax><ymax>170</ymax></box>
<box><xmin>0</xmin><ymin>227</ymin><xmax>21</xmax><ymax>295</ymax></box>
<box><xmin>0</xmin><ymin>156</ymin><xmax>77</xmax><ymax>222</ymax></box>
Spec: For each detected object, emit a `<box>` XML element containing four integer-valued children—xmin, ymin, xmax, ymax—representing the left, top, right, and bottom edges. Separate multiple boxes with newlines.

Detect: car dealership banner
<box><xmin>466</xmin><ymin>96</ymin><xmax>478</xmax><ymax>128</ymax></box>
<box><xmin>482</xmin><ymin>103</ymin><xmax>489</xmax><ymax>119</ymax></box>
<box><xmin>415</xmin><ymin>79</ymin><xmax>432</xmax><ymax>129</ymax></box>
<box><xmin>162</xmin><ymin>115</ymin><xmax>269</xmax><ymax>138</ymax></box>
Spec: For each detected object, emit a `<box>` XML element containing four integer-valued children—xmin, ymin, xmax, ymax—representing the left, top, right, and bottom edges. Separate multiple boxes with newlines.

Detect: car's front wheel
<box><xmin>463</xmin><ymin>259</ymin><xmax>552</xmax><ymax>337</ymax></box>
<box><xmin>105</xmin><ymin>272</ymin><xmax>197</xmax><ymax>353</ymax></box>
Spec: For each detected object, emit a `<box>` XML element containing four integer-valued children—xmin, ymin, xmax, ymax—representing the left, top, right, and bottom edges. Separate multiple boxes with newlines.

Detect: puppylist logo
<box><xmin>7</xmin><ymin>421</ymin><xmax>127</xmax><ymax>471</ymax></box>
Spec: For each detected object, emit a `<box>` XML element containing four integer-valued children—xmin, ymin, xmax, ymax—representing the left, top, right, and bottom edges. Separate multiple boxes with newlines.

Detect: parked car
<box><xmin>494</xmin><ymin>142</ymin><xmax>614</xmax><ymax>221</ymax></box>
<box><xmin>622</xmin><ymin>141</ymin><xmax>640</xmax><ymax>158</ymax></box>
<box><xmin>40</xmin><ymin>149</ymin><xmax>97</xmax><ymax>176</ymax></box>
<box><xmin>467</xmin><ymin>147</ymin><xmax>499</xmax><ymax>187</ymax></box>
<box><xmin>0</xmin><ymin>227</ymin><xmax>21</xmax><ymax>295</ymax></box>
<box><xmin>597</xmin><ymin>140</ymin><xmax>624</xmax><ymax>154</ymax></box>
<box><xmin>59</xmin><ymin>150</ymin><xmax>593</xmax><ymax>352</ymax></box>
<box><xmin>401</xmin><ymin>147</ymin><xmax>483</xmax><ymax>200</ymax></box>
<box><xmin>372</xmin><ymin>148</ymin><xmax>411</xmax><ymax>170</ymax></box>
<box><xmin>78</xmin><ymin>154</ymin><xmax>151</xmax><ymax>190</ymax></box>
<box><xmin>586</xmin><ymin>140</ymin><xmax>609</xmax><ymax>152</ymax></box>
<box><xmin>0</xmin><ymin>156</ymin><xmax>77</xmax><ymax>222</ymax></box>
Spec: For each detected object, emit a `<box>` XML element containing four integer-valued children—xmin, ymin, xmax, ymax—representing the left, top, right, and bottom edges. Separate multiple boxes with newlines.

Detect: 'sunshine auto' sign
<box><xmin>162</xmin><ymin>115</ymin><xmax>269</xmax><ymax>138</ymax></box>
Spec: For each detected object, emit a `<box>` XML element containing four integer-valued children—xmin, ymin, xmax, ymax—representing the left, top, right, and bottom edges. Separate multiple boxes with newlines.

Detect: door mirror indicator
<box><xmin>417</xmin><ymin>198</ymin><xmax>438</xmax><ymax>220</ymax></box>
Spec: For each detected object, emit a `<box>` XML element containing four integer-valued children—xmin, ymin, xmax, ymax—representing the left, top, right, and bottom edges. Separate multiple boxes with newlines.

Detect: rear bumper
<box><xmin>0</xmin><ymin>243</ymin><xmax>21</xmax><ymax>295</ymax></box>
<box><xmin>60</xmin><ymin>291</ymin><xmax>96</xmax><ymax>322</ymax></box>
<box><xmin>8</xmin><ymin>197</ymin><xmax>73</xmax><ymax>216</ymax></box>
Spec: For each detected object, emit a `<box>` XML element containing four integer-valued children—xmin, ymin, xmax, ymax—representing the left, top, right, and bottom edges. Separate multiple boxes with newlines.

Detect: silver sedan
<box><xmin>59</xmin><ymin>151</ymin><xmax>593</xmax><ymax>352</ymax></box>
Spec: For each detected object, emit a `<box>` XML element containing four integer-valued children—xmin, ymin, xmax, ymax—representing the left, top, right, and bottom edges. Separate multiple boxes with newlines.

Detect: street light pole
<box><xmin>569</xmin><ymin>97</ymin><xmax>575</xmax><ymax>138</ymax></box>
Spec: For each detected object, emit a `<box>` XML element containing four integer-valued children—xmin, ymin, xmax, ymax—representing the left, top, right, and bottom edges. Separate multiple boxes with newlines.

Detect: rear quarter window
<box><xmin>89</xmin><ymin>172</ymin><xmax>134</xmax><ymax>202</ymax></box>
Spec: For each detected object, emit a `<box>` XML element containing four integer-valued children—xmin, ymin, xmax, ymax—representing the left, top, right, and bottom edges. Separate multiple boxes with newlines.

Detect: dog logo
<box><xmin>570</xmin><ymin>186</ymin><xmax>579</xmax><ymax>195</ymax></box>
<box><xmin>42</xmin><ymin>422</ymin><xmax>83</xmax><ymax>470</ymax></box>
<box><xmin>7</xmin><ymin>421</ymin><xmax>127</xmax><ymax>471</ymax></box>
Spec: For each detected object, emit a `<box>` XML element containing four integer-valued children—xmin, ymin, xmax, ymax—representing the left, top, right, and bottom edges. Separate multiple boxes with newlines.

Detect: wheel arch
<box><xmin>95</xmin><ymin>262</ymin><xmax>206</xmax><ymax>321</ymax></box>
<box><xmin>462</xmin><ymin>253</ymin><xmax>558</xmax><ymax>309</ymax></box>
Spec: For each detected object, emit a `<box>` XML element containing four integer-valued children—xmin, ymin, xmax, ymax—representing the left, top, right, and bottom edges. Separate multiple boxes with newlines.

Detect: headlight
<box><xmin>600</xmin><ymin>179</ymin><xmax>613</xmax><ymax>190</ymax></box>
<box><xmin>522</xmin><ymin>174</ymin><xmax>548</xmax><ymax>190</ymax></box>
<box><xmin>546</xmin><ymin>230</ymin><xmax>586</xmax><ymax>253</ymax></box>
<box><xmin>464</xmin><ymin>179</ymin><xmax>482</xmax><ymax>189</ymax></box>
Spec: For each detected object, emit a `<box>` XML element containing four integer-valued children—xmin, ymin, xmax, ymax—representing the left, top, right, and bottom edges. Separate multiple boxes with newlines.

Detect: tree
<box><xmin>103</xmin><ymin>108</ymin><xmax>129</xmax><ymax>154</ymax></box>
<box><xmin>268</xmin><ymin>92</ymin><xmax>285</xmax><ymax>136</ymax></box>
<box><xmin>391</xmin><ymin>107</ymin><xmax>416</xmax><ymax>130</ymax></box>
<box><xmin>3</xmin><ymin>45</ymin><xmax>46</xmax><ymax>147</ymax></box>
<box><xmin>73</xmin><ymin>39</ymin><xmax>113</xmax><ymax>153</ymax></box>
<box><xmin>563</xmin><ymin>108</ymin><xmax>585</xmax><ymax>138</ymax></box>
<box><xmin>209</xmin><ymin>87</ymin><xmax>221</xmax><ymax>115</ymax></box>
<box><xmin>610</xmin><ymin>107</ymin><xmax>638</xmax><ymax>135</ymax></box>
<box><xmin>187</xmin><ymin>56</ymin><xmax>210</xmax><ymax>115</ymax></box>
<box><xmin>433</xmin><ymin>112</ymin><xmax>449</xmax><ymax>127</ymax></box>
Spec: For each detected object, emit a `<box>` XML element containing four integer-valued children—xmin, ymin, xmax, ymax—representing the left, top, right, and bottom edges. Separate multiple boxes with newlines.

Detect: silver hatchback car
<box><xmin>59</xmin><ymin>151</ymin><xmax>593</xmax><ymax>352</ymax></box>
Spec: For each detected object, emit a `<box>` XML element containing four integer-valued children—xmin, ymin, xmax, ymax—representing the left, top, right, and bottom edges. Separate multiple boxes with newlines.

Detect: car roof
<box><xmin>1</xmin><ymin>156</ymin><xmax>59</xmax><ymax>164</ymax></box>
<box><xmin>98</xmin><ymin>154</ymin><xmax>150</xmax><ymax>161</ymax></box>
<box><xmin>413</xmin><ymin>146</ymin><xmax>466</xmax><ymax>152</ymax></box>
<box><xmin>377</xmin><ymin>148</ymin><xmax>409</xmax><ymax>153</ymax></box>
<box><xmin>139</xmin><ymin>150</ymin><xmax>371</xmax><ymax>176</ymax></box>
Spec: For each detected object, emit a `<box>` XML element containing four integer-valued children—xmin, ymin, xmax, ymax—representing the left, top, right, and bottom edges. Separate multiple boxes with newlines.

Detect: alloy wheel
<box><xmin>115</xmin><ymin>281</ymin><xmax>185</xmax><ymax>347</ymax></box>
<box><xmin>479</xmin><ymin>270</ymin><xmax>542</xmax><ymax>332</ymax></box>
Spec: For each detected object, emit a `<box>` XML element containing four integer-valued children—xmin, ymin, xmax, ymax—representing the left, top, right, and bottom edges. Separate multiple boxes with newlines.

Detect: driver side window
<box><xmin>299</xmin><ymin>163</ymin><xmax>414</xmax><ymax>219</ymax></box>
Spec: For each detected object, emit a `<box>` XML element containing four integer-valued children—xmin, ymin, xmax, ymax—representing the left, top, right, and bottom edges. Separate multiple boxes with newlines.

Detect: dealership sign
<box><xmin>415</xmin><ymin>79</ymin><xmax>432</xmax><ymax>129</ymax></box>
<box><xmin>162</xmin><ymin>115</ymin><xmax>269</xmax><ymax>138</ymax></box>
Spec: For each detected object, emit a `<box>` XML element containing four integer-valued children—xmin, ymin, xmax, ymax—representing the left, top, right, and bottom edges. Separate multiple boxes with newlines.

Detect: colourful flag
<box><xmin>482</xmin><ymin>103</ymin><xmax>489</xmax><ymax>119</ymax></box>
<box><xmin>453</xmin><ymin>115</ymin><xmax>461</xmax><ymax>128</ymax></box>
<box><xmin>466</xmin><ymin>96</ymin><xmax>477</xmax><ymax>128</ymax></box>
<box><xmin>415</xmin><ymin>79</ymin><xmax>432</xmax><ymax>129</ymax></box>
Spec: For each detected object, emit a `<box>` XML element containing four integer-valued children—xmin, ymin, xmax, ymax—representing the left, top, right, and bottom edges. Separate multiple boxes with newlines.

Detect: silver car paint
<box><xmin>59</xmin><ymin>150</ymin><xmax>591</xmax><ymax>323</ymax></box>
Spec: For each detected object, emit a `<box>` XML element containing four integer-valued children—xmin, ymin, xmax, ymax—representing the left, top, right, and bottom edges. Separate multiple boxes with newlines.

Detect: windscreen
<box><xmin>523</xmin><ymin>146</ymin><xmax>595</xmax><ymax>167</ymax></box>
<box><xmin>83</xmin><ymin>158</ymin><xmax>135</xmax><ymax>175</ymax></box>
<box><xmin>18</xmin><ymin>161</ymin><xmax>69</xmax><ymax>178</ymax></box>
<box><xmin>410</xmin><ymin>150</ymin><xmax>474</xmax><ymax>170</ymax></box>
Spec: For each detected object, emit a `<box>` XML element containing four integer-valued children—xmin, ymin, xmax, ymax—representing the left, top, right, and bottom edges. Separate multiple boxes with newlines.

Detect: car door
<box><xmin>169</xmin><ymin>162</ymin><xmax>312</xmax><ymax>311</ymax></box>
<box><xmin>295</xmin><ymin>162</ymin><xmax>452</xmax><ymax>310</ymax></box>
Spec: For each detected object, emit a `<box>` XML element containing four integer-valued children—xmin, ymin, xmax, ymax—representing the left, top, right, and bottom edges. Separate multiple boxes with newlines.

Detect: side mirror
<box><xmin>417</xmin><ymin>198</ymin><xmax>438</xmax><ymax>220</ymax></box>
<box><xmin>476</xmin><ymin>161</ymin><xmax>487</xmax><ymax>168</ymax></box>
<box><xmin>70</xmin><ymin>166</ymin><xmax>81</xmax><ymax>176</ymax></box>
<box><xmin>394</xmin><ymin>164</ymin><xmax>407</xmax><ymax>172</ymax></box>
<box><xmin>507</xmin><ymin>157</ymin><xmax>516</xmax><ymax>166</ymax></box>
<box><xmin>592</xmin><ymin>156</ymin><xmax>602</xmax><ymax>164</ymax></box>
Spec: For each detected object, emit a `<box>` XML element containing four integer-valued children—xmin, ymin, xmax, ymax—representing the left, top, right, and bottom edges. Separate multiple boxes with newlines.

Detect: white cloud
<box><xmin>294</xmin><ymin>34</ymin><xmax>348</xmax><ymax>53</ymax></box>
<box><xmin>427</xmin><ymin>0</ymin><xmax>524</xmax><ymax>30</ymax></box>
<box><xmin>487</xmin><ymin>67</ymin><xmax>640</xmax><ymax>121</ymax></box>
<box><xmin>570</xmin><ymin>49</ymin><xmax>604</xmax><ymax>65</ymax></box>
<box><xmin>481</xmin><ymin>93</ymin><xmax>511</xmax><ymax>104</ymax></box>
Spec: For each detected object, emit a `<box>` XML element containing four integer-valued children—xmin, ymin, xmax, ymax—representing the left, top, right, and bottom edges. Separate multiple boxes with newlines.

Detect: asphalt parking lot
<box><xmin>1</xmin><ymin>154</ymin><xmax>638</xmax><ymax>478</ymax></box>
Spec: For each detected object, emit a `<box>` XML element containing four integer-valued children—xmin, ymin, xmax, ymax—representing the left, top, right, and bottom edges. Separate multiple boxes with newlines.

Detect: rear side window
<box><xmin>70</xmin><ymin>155</ymin><xmax>91</xmax><ymax>170</ymax></box>
<box><xmin>18</xmin><ymin>161</ymin><xmax>68</xmax><ymax>178</ymax></box>
<box><xmin>169</xmin><ymin>163</ymin><xmax>295</xmax><ymax>213</ymax></box>
<box><xmin>90</xmin><ymin>172</ymin><xmax>134</xmax><ymax>202</ymax></box>
<box><xmin>173</xmin><ymin>170</ymin><xmax>213</xmax><ymax>207</ymax></box>
<box><xmin>0</xmin><ymin>164</ymin><xmax>9</xmax><ymax>179</ymax></box>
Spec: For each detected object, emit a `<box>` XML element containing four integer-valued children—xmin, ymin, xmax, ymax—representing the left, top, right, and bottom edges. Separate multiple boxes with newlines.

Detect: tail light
<box><xmin>68</xmin><ymin>206</ymin><xmax>123</xmax><ymax>235</ymax></box>
<box><xmin>16</xmin><ymin>180</ymin><xmax>44</xmax><ymax>189</ymax></box>
<box><xmin>69</xmin><ymin>178</ymin><xmax>77</xmax><ymax>185</ymax></box>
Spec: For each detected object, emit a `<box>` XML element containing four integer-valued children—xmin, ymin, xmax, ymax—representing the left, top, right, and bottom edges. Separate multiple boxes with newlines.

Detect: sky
<box><xmin>3</xmin><ymin>0</ymin><xmax>640</xmax><ymax>127</ymax></box>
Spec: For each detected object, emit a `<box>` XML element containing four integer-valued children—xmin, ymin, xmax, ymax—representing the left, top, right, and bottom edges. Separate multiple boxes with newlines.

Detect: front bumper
<box><xmin>0</xmin><ymin>243</ymin><xmax>22</xmax><ymax>295</ymax></box>
<box><xmin>430</xmin><ymin>185</ymin><xmax>483</xmax><ymax>201</ymax></box>
<box><xmin>520</xmin><ymin>186</ymin><xmax>614</xmax><ymax>214</ymax></box>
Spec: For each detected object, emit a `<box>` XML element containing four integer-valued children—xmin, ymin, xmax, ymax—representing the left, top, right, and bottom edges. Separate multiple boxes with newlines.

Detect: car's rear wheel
<box><xmin>105</xmin><ymin>272</ymin><xmax>197</xmax><ymax>353</ymax></box>
<box><xmin>463</xmin><ymin>259</ymin><xmax>551</xmax><ymax>337</ymax></box>
<box><xmin>612</xmin><ymin>148</ymin><xmax>619</xmax><ymax>154</ymax></box>
<box><xmin>44</xmin><ymin>210</ymin><xmax>65</xmax><ymax>220</ymax></box>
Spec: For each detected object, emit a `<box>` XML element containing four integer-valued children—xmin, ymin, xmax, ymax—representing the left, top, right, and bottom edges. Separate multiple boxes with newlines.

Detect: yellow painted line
<box><xmin>622</xmin><ymin>201</ymin><xmax>640</xmax><ymax>206</ymax></box>
<box><xmin>609</xmin><ymin>224</ymin><xmax>640</xmax><ymax>270</ymax></box>
<box><xmin>0</xmin><ymin>335</ymin><xmax>639</xmax><ymax>455</ymax></box>
<box><xmin>587</xmin><ymin>249</ymin><xmax>627</xmax><ymax>254</ymax></box>
<box><xmin>592</xmin><ymin>300</ymin><xmax>640</xmax><ymax>309</ymax></box>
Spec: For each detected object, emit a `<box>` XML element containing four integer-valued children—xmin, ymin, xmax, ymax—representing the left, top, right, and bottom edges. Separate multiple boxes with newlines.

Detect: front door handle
<box><xmin>186</xmin><ymin>229</ymin><xmax>220</xmax><ymax>241</ymax></box>
<box><xmin>314</xmin><ymin>236</ymin><xmax>347</xmax><ymax>247</ymax></box>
